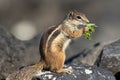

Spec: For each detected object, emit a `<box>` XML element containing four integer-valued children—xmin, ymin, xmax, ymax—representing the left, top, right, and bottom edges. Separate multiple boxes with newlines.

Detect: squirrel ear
<box><xmin>67</xmin><ymin>11</ymin><xmax>74</xmax><ymax>19</ymax></box>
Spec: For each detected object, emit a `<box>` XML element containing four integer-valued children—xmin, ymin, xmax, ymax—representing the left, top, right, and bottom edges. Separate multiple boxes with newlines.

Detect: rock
<box><xmin>66</xmin><ymin>40</ymin><xmax>117</xmax><ymax>65</ymax></box>
<box><xmin>97</xmin><ymin>39</ymin><xmax>120</xmax><ymax>75</ymax></box>
<box><xmin>66</xmin><ymin>43</ymin><xmax>103</xmax><ymax>65</ymax></box>
<box><xmin>32</xmin><ymin>63</ymin><xmax>115</xmax><ymax>80</ymax></box>
<box><xmin>0</xmin><ymin>26</ymin><xmax>40</xmax><ymax>79</ymax></box>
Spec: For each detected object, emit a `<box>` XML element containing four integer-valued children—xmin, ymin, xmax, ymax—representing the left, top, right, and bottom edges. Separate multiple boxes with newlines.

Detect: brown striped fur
<box><xmin>6</xmin><ymin>10</ymin><xmax>89</xmax><ymax>80</ymax></box>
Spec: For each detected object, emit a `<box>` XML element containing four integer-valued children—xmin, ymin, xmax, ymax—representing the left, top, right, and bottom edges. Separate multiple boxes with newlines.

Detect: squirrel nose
<box><xmin>85</xmin><ymin>18</ymin><xmax>89</xmax><ymax>23</ymax></box>
<box><xmin>83</xmin><ymin>18</ymin><xmax>89</xmax><ymax>23</ymax></box>
<box><xmin>86</xmin><ymin>19</ymin><xmax>89</xmax><ymax>23</ymax></box>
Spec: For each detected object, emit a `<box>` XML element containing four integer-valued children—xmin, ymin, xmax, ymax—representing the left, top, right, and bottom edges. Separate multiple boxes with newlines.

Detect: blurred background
<box><xmin>0</xmin><ymin>0</ymin><xmax>120</xmax><ymax>56</ymax></box>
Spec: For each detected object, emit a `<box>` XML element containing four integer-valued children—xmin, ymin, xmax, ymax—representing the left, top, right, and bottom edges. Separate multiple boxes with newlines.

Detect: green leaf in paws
<box><xmin>85</xmin><ymin>23</ymin><xmax>95</xmax><ymax>28</ymax></box>
<box><xmin>84</xmin><ymin>23</ymin><xmax>96</xmax><ymax>40</ymax></box>
<box><xmin>84</xmin><ymin>31</ymin><xmax>91</xmax><ymax>40</ymax></box>
<box><xmin>88</xmin><ymin>26</ymin><xmax>95</xmax><ymax>33</ymax></box>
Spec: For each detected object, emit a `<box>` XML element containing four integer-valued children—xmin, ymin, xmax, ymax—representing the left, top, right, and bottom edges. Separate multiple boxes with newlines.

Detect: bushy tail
<box><xmin>6</xmin><ymin>60</ymin><xmax>45</xmax><ymax>80</ymax></box>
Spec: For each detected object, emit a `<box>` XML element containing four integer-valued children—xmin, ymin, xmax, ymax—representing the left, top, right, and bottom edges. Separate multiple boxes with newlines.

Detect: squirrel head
<box><xmin>62</xmin><ymin>10</ymin><xmax>89</xmax><ymax>38</ymax></box>
<box><xmin>66</xmin><ymin>10</ymin><xmax>89</xmax><ymax>26</ymax></box>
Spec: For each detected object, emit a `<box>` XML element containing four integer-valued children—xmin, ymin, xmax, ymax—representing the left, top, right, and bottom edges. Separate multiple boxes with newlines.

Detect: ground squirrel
<box><xmin>6</xmin><ymin>10</ymin><xmax>89</xmax><ymax>80</ymax></box>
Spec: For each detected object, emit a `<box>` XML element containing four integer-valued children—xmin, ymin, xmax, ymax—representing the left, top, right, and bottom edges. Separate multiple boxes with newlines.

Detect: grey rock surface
<box><xmin>67</xmin><ymin>43</ymin><xmax>103</xmax><ymax>65</ymax></box>
<box><xmin>98</xmin><ymin>39</ymin><xmax>120</xmax><ymax>75</ymax></box>
<box><xmin>32</xmin><ymin>63</ymin><xmax>115</xmax><ymax>80</ymax></box>
<box><xmin>0</xmin><ymin>26</ymin><xmax>40</xmax><ymax>79</ymax></box>
<box><xmin>67</xmin><ymin>39</ymin><xmax>117</xmax><ymax>66</ymax></box>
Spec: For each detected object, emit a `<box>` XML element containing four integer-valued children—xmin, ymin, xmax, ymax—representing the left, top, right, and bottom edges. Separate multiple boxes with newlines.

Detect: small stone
<box><xmin>85</xmin><ymin>69</ymin><xmax>92</xmax><ymax>74</ymax></box>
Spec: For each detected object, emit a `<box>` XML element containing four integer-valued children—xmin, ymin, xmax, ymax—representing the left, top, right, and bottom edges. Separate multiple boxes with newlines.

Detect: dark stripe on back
<box><xmin>47</xmin><ymin>29</ymin><xmax>61</xmax><ymax>51</ymax></box>
<box><xmin>39</xmin><ymin>26</ymin><xmax>58</xmax><ymax>58</ymax></box>
<box><xmin>39</xmin><ymin>32</ymin><xmax>45</xmax><ymax>59</ymax></box>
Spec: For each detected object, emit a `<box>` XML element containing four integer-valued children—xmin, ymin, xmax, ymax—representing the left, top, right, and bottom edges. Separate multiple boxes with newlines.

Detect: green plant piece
<box><xmin>84</xmin><ymin>31</ymin><xmax>91</xmax><ymax>39</ymax></box>
<box><xmin>84</xmin><ymin>23</ymin><xmax>96</xmax><ymax>40</ymax></box>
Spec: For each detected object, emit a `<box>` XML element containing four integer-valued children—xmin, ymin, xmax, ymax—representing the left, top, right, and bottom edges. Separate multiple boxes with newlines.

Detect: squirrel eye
<box><xmin>77</xmin><ymin>16</ymin><xmax>81</xmax><ymax>19</ymax></box>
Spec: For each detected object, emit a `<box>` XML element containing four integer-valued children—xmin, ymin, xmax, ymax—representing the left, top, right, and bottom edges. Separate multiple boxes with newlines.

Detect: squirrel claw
<box><xmin>64</xmin><ymin>68</ymin><xmax>73</xmax><ymax>74</ymax></box>
<box><xmin>55</xmin><ymin>68</ymin><xmax>73</xmax><ymax>74</ymax></box>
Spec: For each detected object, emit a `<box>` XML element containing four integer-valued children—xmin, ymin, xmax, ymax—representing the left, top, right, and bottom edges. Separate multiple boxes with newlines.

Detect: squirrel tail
<box><xmin>6</xmin><ymin>60</ymin><xmax>45</xmax><ymax>80</ymax></box>
<box><xmin>32</xmin><ymin>59</ymin><xmax>45</xmax><ymax>69</ymax></box>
